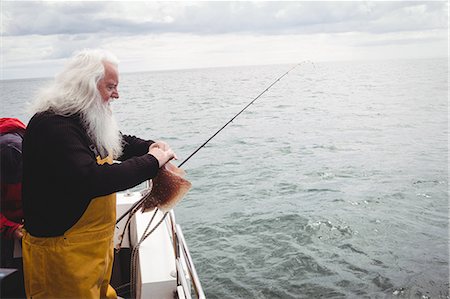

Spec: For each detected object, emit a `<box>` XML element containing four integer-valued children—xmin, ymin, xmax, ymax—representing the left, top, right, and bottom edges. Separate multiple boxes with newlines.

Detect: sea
<box><xmin>1</xmin><ymin>58</ymin><xmax>448</xmax><ymax>298</ymax></box>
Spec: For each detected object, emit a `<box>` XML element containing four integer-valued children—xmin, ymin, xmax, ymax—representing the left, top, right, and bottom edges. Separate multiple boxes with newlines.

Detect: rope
<box><xmin>130</xmin><ymin>210</ymin><xmax>168</xmax><ymax>299</ymax></box>
<box><xmin>116</xmin><ymin>201</ymin><xmax>144</xmax><ymax>251</ymax></box>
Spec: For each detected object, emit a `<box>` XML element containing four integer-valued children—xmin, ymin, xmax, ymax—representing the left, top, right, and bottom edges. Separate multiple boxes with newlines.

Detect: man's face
<box><xmin>98</xmin><ymin>62</ymin><xmax>119</xmax><ymax>102</ymax></box>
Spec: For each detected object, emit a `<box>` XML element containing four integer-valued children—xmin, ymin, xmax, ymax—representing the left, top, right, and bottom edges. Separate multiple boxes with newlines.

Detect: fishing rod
<box><xmin>116</xmin><ymin>63</ymin><xmax>301</xmax><ymax>225</ymax></box>
<box><xmin>177</xmin><ymin>63</ymin><xmax>300</xmax><ymax>168</ymax></box>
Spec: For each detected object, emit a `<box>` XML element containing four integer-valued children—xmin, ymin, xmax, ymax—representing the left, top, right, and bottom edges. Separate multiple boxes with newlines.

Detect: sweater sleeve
<box><xmin>118</xmin><ymin>134</ymin><xmax>154</xmax><ymax>161</ymax></box>
<box><xmin>35</xmin><ymin>116</ymin><xmax>160</xmax><ymax>200</ymax></box>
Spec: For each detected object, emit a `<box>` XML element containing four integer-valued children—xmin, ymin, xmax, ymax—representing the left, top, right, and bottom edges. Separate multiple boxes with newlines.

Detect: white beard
<box><xmin>81</xmin><ymin>96</ymin><xmax>123</xmax><ymax>159</ymax></box>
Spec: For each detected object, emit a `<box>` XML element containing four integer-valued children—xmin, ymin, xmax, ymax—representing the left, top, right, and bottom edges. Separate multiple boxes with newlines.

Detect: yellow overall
<box><xmin>23</xmin><ymin>156</ymin><xmax>117</xmax><ymax>299</ymax></box>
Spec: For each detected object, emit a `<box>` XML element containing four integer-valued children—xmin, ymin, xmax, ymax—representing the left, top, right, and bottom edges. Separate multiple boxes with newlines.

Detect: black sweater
<box><xmin>22</xmin><ymin>112</ymin><xmax>160</xmax><ymax>237</ymax></box>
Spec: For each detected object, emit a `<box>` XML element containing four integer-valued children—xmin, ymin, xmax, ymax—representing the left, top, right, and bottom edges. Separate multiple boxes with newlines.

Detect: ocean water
<box><xmin>1</xmin><ymin>58</ymin><xmax>448</xmax><ymax>298</ymax></box>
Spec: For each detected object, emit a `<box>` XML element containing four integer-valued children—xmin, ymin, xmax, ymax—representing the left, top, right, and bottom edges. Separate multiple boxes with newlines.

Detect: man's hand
<box><xmin>148</xmin><ymin>141</ymin><xmax>178</xmax><ymax>167</ymax></box>
<box><xmin>13</xmin><ymin>224</ymin><xmax>23</xmax><ymax>239</ymax></box>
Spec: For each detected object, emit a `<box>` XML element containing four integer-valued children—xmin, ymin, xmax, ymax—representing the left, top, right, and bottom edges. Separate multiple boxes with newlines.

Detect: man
<box><xmin>22</xmin><ymin>49</ymin><xmax>175</xmax><ymax>298</ymax></box>
<box><xmin>0</xmin><ymin>117</ymin><xmax>26</xmax><ymax>298</ymax></box>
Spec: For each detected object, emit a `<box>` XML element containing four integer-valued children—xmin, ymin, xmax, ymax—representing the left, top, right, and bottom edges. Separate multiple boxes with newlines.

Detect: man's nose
<box><xmin>112</xmin><ymin>89</ymin><xmax>119</xmax><ymax>99</ymax></box>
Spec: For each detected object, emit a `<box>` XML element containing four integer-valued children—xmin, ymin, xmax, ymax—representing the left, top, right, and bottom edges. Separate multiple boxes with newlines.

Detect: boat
<box><xmin>1</xmin><ymin>183</ymin><xmax>205</xmax><ymax>299</ymax></box>
<box><xmin>112</xmin><ymin>184</ymin><xmax>205</xmax><ymax>299</ymax></box>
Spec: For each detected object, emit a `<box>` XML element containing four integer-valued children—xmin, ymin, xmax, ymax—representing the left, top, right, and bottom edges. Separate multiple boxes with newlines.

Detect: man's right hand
<box><xmin>148</xmin><ymin>141</ymin><xmax>177</xmax><ymax>167</ymax></box>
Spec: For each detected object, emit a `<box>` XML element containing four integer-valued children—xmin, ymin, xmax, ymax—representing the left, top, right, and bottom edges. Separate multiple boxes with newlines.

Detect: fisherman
<box><xmin>22</xmin><ymin>49</ymin><xmax>176</xmax><ymax>298</ymax></box>
<box><xmin>0</xmin><ymin>117</ymin><xmax>26</xmax><ymax>297</ymax></box>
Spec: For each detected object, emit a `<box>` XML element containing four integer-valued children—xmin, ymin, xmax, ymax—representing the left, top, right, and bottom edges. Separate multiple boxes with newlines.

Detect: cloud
<box><xmin>2</xmin><ymin>1</ymin><xmax>447</xmax><ymax>36</ymax></box>
<box><xmin>1</xmin><ymin>1</ymin><xmax>447</xmax><ymax>80</ymax></box>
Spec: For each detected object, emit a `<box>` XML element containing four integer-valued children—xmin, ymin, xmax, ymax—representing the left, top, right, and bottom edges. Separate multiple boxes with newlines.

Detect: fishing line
<box><xmin>117</xmin><ymin>63</ymin><xmax>303</xmax><ymax>293</ymax></box>
<box><xmin>177</xmin><ymin>62</ymin><xmax>300</xmax><ymax>168</ymax></box>
<box><xmin>116</xmin><ymin>62</ymin><xmax>301</xmax><ymax>225</ymax></box>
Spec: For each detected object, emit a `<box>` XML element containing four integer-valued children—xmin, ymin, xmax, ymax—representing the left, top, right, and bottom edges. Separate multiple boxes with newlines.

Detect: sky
<box><xmin>1</xmin><ymin>1</ymin><xmax>448</xmax><ymax>80</ymax></box>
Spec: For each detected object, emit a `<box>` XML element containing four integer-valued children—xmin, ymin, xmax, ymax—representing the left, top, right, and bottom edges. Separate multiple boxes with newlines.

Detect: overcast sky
<box><xmin>1</xmin><ymin>1</ymin><xmax>448</xmax><ymax>80</ymax></box>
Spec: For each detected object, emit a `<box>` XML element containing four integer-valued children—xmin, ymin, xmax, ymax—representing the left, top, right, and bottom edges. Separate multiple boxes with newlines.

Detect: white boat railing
<box><xmin>167</xmin><ymin>211</ymin><xmax>206</xmax><ymax>299</ymax></box>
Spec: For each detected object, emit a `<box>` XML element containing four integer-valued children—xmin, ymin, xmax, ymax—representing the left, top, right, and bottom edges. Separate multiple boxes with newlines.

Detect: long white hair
<box><xmin>30</xmin><ymin>49</ymin><xmax>123</xmax><ymax>158</ymax></box>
